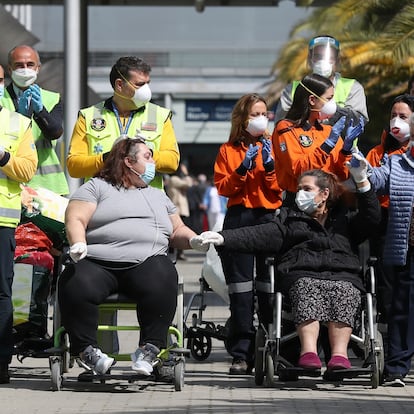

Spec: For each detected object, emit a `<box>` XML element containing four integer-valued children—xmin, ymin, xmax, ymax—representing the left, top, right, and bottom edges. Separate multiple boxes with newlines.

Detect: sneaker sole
<box><xmin>384</xmin><ymin>379</ymin><xmax>405</xmax><ymax>387</ymax></box>
<box><xmin>132</xmin><ymin>361</ymin><xmax>153</xmax><ymax>376</ymax></box>
<box><xmin>95</xmin><ymin>357</ymin><xmax>115</xmax><ymax>375</ymax></box>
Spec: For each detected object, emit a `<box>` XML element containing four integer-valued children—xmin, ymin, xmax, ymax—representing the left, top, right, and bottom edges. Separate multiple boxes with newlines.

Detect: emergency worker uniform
<box><xmin>214</xmin><ymin>138</ymin><xmax>282</xmax><ymax>366</ymax></box>
<box><xmin>1</xmin><ymin>85</ymin><xmax>68</xmax><ymax>195</ymax></box>
<box><xmin>272</xmin><ymin>119</ymin><xmax>350</xmax><ymax>201</ymax></box>
<box><xmin>0</xmin><ymin>106</ymin><xmax>37</xmax><ymax>373</ymax></box>
<box><xmin>67</xmin><ymin>98</ymin><xmax>179</xmax><ymax>189</ymax></box>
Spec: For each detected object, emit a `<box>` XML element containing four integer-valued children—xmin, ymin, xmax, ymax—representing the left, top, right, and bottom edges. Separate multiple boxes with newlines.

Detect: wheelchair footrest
<box><xmin>278</xmin><ymin>366</ymin><xmax>321</xmax><ymax>378</ymax></box>
<box><xmin>323</xmin><ymin>366</ymin><xmax>373</xmax><ymax>381</ymax></box>
<box><xmin>169</xmin><ymin>347</ymin><xmax>190</xmax><ymax>356</ymax></box>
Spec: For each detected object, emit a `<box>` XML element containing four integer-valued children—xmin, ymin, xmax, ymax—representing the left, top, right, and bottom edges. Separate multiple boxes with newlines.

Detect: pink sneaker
<box><xmin>327</xmin><ymin>355</ymin><xmax>351</xmax><ymax>371</ymax></box>
<box><xmin>298</xmin><ymin>352</ymin><xmax>322</xmax><ymax>370</ymax></box>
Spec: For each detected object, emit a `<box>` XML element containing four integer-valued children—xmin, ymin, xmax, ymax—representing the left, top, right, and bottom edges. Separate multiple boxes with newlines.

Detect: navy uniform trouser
<box><xmin>0</xmin><ymin>227</ymin><xmax>16</xmax><ymax>364</ymax></box>
<box><xmin>385</xmin><ymin>248</ymin><xmax>414</xmax><ymax>377</ymax></box>
<box><xmin>219</xmin><ymin>205</ymin><xmax>275</xmax><ymax>363</ymax></box>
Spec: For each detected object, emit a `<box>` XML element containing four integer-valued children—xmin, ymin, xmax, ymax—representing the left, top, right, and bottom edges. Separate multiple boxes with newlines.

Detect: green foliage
<box><xmin>267</xmin><ymin>0</ymin><xmax>414</xmax><ymax>152</ymax></box>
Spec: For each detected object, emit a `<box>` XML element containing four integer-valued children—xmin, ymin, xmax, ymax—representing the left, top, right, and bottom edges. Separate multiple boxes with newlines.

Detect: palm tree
<box><xmin>266</xmin><ymin>0</ymin><xmax>414</xmax><ymax>148</ymax></box>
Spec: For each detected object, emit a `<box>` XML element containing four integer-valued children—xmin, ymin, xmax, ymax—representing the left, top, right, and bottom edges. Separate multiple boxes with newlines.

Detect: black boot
<box><xmin>0</xmin><ymin>363</ymin><xmax>10</xmax><ymax>384</ymax></box>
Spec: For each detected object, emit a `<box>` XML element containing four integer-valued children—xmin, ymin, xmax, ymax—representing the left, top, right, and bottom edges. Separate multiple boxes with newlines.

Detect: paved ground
<box><xmin>2</xmin><ymin>251</ymin><xmax>414</xmax><ymax>413</ymax></box>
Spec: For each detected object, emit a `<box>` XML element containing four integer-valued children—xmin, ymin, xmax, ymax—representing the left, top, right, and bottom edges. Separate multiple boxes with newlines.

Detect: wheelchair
<box><xmin>184</xmin><ymin>276</ymin><xmax>230</xmax><ymax>361</ymax></box>
<box><xmin>254</xmin><ymin>250</ymin><xmax>385</xmax><ymax>389</ymax></box>
<box><xmin>47</xmin><ymin>253</ymin><xmax>189</xmax><ymax>392</ymax></box>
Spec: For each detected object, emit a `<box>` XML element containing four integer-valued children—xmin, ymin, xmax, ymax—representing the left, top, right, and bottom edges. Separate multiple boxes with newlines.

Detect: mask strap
<box><xmin>299</xmin><ymin>81</ymin><xmax>328</xmax><ymax>104</ymax></box>
<box><xmin>116</xmin><ymin>68</ymin><xmax>136</xmax><ymax>90</ymax></box>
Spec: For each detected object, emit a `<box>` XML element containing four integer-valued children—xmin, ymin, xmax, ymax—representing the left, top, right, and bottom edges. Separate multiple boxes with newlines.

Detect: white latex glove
<box><xmin>190</xmin><ymin>231</ymin><xmax>225</xmax><ymax>252</ymax></box>
<box><xmin>189</xmin><ymin>236</ymin><xmax>209</xmax><ymax>252</ymax></box>
<box><xmin>345</xmin><ymin>152</ymin><xmax>369</xmax><ymax>183</ymax></box>
<box><xmin>69</xmin><ymin>242</ymin><xmax>87</xmax><ymax>263</ymax></box>
<box><xmin>0</xmin><ymin>145</ymin><xmax>5</xmax><ymax>160</ymax></box>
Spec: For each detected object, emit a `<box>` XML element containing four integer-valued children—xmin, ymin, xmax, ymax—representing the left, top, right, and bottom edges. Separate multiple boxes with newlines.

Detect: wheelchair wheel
<box><xmin>189</xmin><ymin>333</ymin><xmax>212</xmax><ymax>361</ymax></box>
<box><xmin>49</xmin><ymin>356</ymin><xmax>62</xmax><ymax>391</ymax></box>
<box><xmin>174</xmin><ymin>358</ymin><xmax>185</xmax><ymax>391</ymax></box>
<box><xmin>254</xmin><ymin>327</ymin><xmax>265</xmax><ymax>386</ymax></box>
<box><xmin>371</xmin><ymin>331</ymin><xmax>384</xmax><ymax>389</ymax></box>
<box><xmin>265</xmin><ymin>352</ymin><xmax>275</xmax><ymax>387</ymax></box>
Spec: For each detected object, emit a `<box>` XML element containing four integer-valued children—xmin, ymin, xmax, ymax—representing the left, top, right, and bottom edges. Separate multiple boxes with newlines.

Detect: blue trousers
<box><xmin>385</xmin><ymin>248</ymin><xmax>414</xmax><ymax>377</ymax></box>
<box><xmin>219</xmin><ymin>205</ymin><xmax>275</xmax><ymax>363</ymax></box>
<box><xmin>0</xmin><ymin>227</ymin><xmax>16</xmax><ymax>364</ymax></box>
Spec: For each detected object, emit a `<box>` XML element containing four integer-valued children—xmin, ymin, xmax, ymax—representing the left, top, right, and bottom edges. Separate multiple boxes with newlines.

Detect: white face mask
<box><xmin>312</xmin><ymin>60</ymin><xmax>333</xmax><ymax>78</ymax></box>
<box><xmin>318</xmin><ymin>99</ymin><xmax>337</xmax><ymax>120</ymax></box>
<box><xmin>132</xmin><ymin>83</ymin><xmax>151</xmax><ymax>108</ymax></box>
<box><xmin>11</xmin><ymin>68</ymin><xmax>38</xmax><ymax>88</ymax></box>
<box><xmin>295</xmin><ymin>190</ymin><xmax>320</xmax><ymax>215</ymax></box>
<box><xmin>245</xmin><ymin>115</ymin><xmax>268</xmax><ymax>137</ymax></box>
<box><xmin>389</xmin><ymin>117</ymin><xmax>410</xmax><ymax>143</ymax></box>
<box><xmin>0</xmin><ymin>84</ymin><xmax>4</xmax><ymax>99</ymax></box>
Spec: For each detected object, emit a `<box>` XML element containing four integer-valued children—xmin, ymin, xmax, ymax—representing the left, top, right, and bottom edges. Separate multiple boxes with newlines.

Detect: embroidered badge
<box><xmin>93</xmin><ymin>143</ymin><xmax>104</xmax><ymax>154</ymax></box>
<box><xmin>279</xmin><ymin>142</ymin><xmax>287</xmax><ymax>152</ymax></box>
<box><xmin>91</xmin><ymin>118</ymin><xmax>106</xmax><ymax>131</ymax></box>
<box><xmin>141</xmin><ymin>122</ymin><xmax>157</xmax><ymax>131</ymax></box>
<box><xmin>299</xmin><ymin>135</ymin><xmax>313</xmax><ymax>147</ymax></box>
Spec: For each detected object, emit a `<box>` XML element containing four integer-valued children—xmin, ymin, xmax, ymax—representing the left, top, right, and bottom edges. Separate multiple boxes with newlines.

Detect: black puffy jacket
<box><xmin>219</xmin><ymin>187</ymin><xmax>381</xmax><ymax>293</ymax></box>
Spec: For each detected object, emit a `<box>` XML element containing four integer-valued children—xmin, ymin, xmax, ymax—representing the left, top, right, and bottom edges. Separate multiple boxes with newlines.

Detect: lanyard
<box><xmin>112</xmin><ymin>103</ymin><xmax>133</xmax><ymax>136</ymax></box>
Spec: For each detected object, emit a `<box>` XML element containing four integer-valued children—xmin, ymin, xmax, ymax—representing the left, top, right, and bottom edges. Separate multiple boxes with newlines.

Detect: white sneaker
<box><xmin>131</xmin><ymin>343</ymin><xmax>160</xmax><ymax>375</ymax></box>
<box><xmin>80</xmin><ymin>345</ymin><xmax>115</xmax><ymax>375</ymax></box>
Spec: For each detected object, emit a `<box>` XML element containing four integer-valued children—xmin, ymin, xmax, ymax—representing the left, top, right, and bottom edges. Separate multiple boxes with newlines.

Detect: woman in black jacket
<box><xmin>191</xmin><ymin>161</ymin><xmax>380</xmax><ymax>372</ymax></box>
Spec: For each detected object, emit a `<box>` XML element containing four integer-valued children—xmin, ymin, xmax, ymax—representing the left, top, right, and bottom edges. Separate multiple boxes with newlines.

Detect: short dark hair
<box><xmin>109</xmin><ymin>56</ymin><xmax>152</xmax><ymax>88</ymax></box>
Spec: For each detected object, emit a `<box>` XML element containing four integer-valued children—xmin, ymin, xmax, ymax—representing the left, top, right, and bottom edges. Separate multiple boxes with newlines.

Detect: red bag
<box><xmin>14</xmin><ymin>222</ymin><xmax>53</xmax><ymax>253</ymax></box>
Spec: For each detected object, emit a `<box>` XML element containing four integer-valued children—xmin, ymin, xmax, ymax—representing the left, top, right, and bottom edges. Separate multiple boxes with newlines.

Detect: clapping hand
<box><xmin>29</xmin><ymin>84</ymin><xmax>43</xmax><ymax>113</ymax></box>
<box><xmin>17</xmin><ymin>89</ymin><xmax>32</xmax><ymax>116</ymax></box>
<box><xmin>261</xmin><ymin>138</ymin><xmax>273</xmax><ymax>165</ymax></box>
<box><xmin>323</xmin><ymin>116</ymin><xmax>346</xmax><ymax>149</ymax></box>
<box><xmin>345</xmin><ymin>152</ymin><xmax>369</xmax><ymax>183</ymax></box>
<box><xmin>343</xmin><ymin>117</ymin><xmax>365</xmax><ymax>152</ymax></box>
<box><xmin>242</xmin><ymin>144</ymin><xmax>259</xmax><ymax>170</ymax></box>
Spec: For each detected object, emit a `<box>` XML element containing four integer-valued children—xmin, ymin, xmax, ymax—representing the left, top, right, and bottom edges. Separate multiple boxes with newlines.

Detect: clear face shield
<box><xmin>308</xmin><ymin>36</ymin><xmax>339</xmax><ymax>78</ymax></box>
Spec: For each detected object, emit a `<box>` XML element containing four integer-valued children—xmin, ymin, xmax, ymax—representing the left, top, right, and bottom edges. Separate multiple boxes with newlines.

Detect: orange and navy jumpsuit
<box><xmin>214</xmin><ymin>138</ymin><xmax>282</xmax><ymax>364</ymax></box>
<box><xmin>272</xmin><ymin>119</ymin><xmax>351</xmax><ymax>204</ymax></box>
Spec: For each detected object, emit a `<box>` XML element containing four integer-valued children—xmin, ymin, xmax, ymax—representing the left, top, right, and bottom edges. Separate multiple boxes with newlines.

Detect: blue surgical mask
<box><xmin>0</xmin><ymin>84</ymin><xmax>4</xmax><ymax>99</ymax></box>
<box><xmin>140</xmin><ymin>162</ymin><xmax>156</xmax><ymax>185</ymax></box>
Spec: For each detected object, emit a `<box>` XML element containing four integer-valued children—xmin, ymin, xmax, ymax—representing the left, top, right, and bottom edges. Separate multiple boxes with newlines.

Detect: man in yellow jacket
<box><xmin>0</xmin><ymin>98</ymin><xmax>37</xmax><ymax>384</ymax></box>
<box><xmin>67</xmin><ymin>56</ymin><xmax>179</xmax><ymax>189</ymax></box>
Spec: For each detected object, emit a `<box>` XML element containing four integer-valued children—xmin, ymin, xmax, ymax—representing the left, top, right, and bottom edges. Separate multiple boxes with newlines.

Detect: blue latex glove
<box><xmin>323</xmin><ymin>116</ymin><xmax>346</xmax><ymax>149</ymax></box>
<box><xmin>242</xmin><ymin>144</ymin><xmax>259</xmax><ymax>170</ymax></box>
<box><xmin>261</xmin><ymin>138</ymin><xmax>273</xmax><ymax>165</ymax></box>
<box><xmin>17</xmin><ymin>89</ymin><xmax>31</xmax><ymax>116</ymax></box>
<box><xmin>342</xmin><ymin>116</ymin><xmax>365</xmax><ymax>152</ymax></box>
<box><xmin>29</xmin><ymin>84</ymin><xmax>43</xmax><ymax>113</ymax></box>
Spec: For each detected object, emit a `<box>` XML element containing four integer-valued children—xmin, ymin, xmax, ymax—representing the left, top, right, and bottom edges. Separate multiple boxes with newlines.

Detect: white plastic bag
<box><xmin>201</xmin><ymin>216</ymin><xmax>229</xmax><ymax>304</ymax></box>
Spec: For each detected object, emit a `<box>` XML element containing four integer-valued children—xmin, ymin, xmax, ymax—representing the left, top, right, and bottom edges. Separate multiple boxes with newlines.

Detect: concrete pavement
<box><xmin>1</xmin><ymin>251</ymin><xmax>414</xmax><ymax>414</ymax></box>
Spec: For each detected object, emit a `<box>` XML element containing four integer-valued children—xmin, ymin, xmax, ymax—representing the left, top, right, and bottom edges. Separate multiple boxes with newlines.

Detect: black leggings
<box><xmin>58</xmin><ymin>255</ymin><xmax>178</xmax><ymax>354</ymax></box>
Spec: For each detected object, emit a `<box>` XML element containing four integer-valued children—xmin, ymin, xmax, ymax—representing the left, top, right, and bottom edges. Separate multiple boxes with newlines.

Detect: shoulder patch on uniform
<box><xmin>279</xmin><ymin>142</ymin><xmax>287</xmax><ymax>152</ymax></box>
<box><xmin>299</xmin><ymin>135</ymin><xmax>313</xmax><ymax>147</ymax></box>
<box><xmin>91</xmin><ymin>118</ymin><xmax>106</xmax><ymax>131</ymax></box>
